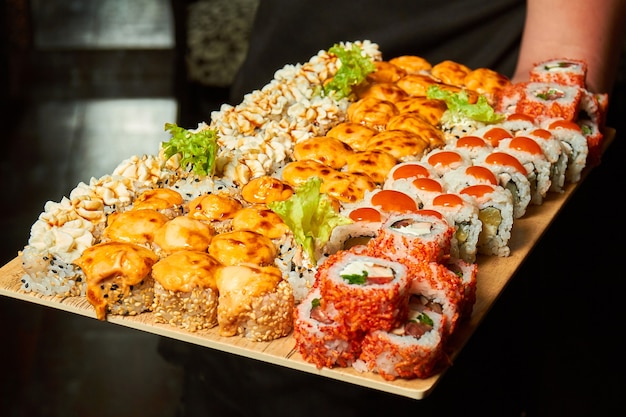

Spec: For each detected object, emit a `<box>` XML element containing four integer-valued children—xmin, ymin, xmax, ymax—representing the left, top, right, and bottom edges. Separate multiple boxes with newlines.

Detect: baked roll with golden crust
<box><xmin>293</xmin><ymin>136</ymin><xmax>354</xmax><ymax>169</ymax></box>
<box><xmin>326</xmin><ymin>122</ymin><xmax>378</xmax><ymax>151</ymax></box>
<box><xmin>347</xmin><ymin>97</ymin><xmax>399</xmax><ymax>131</ymax></box>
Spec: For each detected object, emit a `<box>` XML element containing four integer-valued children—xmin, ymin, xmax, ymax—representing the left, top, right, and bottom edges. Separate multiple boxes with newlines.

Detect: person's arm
<box><xmin>512</xmin><ymin>0</ymin><xmax>626</xmax><ymax>93</ymax></box>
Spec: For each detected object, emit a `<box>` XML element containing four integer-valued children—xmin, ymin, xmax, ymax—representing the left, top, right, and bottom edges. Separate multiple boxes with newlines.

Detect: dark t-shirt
<box><xmin>229</xmin><ymin>0</ymin><xmax>526</xmax><ymax>102</ymax></box>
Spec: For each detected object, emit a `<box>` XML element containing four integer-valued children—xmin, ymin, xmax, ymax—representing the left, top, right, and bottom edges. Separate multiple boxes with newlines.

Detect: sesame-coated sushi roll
<box><xmin>460</xmin><ymin>183</ymin><xmax>514</xmax><ymax>257</ymax></box>
<box><xmin>477</xmin><ymin>152</ymin><xmax>532</xmax><ymax>218</ymax></box>
<box><xmin>427</xmin><ymin>193</ymin><xmax>482</xmax><ymax>264</ymax></box>
<box><xmin>215</xmin><ymin>264</ymin><xmax>294</xmax><ymax>341</ymax></box>
<box><xmin>542</xmin><ymin>118</ymin><xmax>589</xmax><ymax>183</ymax></box>
<box><xmin>317</xmin><ymin>250</ymin><xmax>411</xmax><ymax>334</ymax></box>
<box><xmin>368</xmin><ymin>211</ymin><xmax>454</xmax><ymax>265</ymax></box>
<box><xmin>293</xmin><ymin>288</ymin><xmax>363</xmax><ymax>369</ymax></box>
<box><xmin>151</xmin><ymin>250</ymin><xmax>222</xmax><ymax>331</ymax></box>
<box><xmin>529</xmin><ymin>58</ymin><xmax>588</xmax><ymax>88</ymax></box>
<box><xmin>355</xmin><ymin>307</ymin><xmax>447</xmax><ymax>381</ymax></box>
<box><xmin>496</xmin><ymin>136</ymin><xmax>552</xmax><ymax>205</ymax></box>
<box><xmin>73</xmin><ymin>241</ymin><xmax>158</xmax><ymax>321</ymax></box>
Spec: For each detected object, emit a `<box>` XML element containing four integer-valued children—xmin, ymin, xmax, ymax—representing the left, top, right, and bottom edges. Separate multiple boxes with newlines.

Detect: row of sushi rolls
<box><xmin>18</xmin><ymin>40</ymin><xmax>608</xmax><ymax>381</ymax></box>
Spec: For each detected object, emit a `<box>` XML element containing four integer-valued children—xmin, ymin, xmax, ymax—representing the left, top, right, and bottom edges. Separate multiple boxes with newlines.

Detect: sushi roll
<box><xmin>495</xmin><ymin>136</ymin><xmax>552</xmax><ymax>205</ymax></box>
<box><xmin>73</xmin><ymin>241</ymin><xmax>158</xmax><ymax>321</ymax></box>
<box><xmin>423</xmin><ymin>149</ymin><xmax>471</xmax><ymax>177</ymax></box>
<box><xmin>460</xmin><ymin>184</ymin><xmax>514</xmax><ymax>257</ymax></box>
<box><xmin>409</xmin><ymin>177</ymin><xmax>446</xmax><ymax>208</ymax></box>
<box><xmin>293</xmin><ymin>287</ymin><xmax>363</xmax><ymax>369</ymax></box>
<box><xmin>513</xmin><ymin>81</ymin><xmax>583</xmax><ymax>121</ymax></box>
<box><xmin>444</xmin><ymin>135</ymin><xmax>494</xmax><ymax>162</ymax></box>
<box><xmin>382</xmin><ymin>161</ymin><xmax>434</xmax><ymax>196</ymax></box>
<box><xmin>478</xmin><ymin>152</ymin><xmax>532</xmax><ymax>218</ymax></box>
<box><xmin>368</xmin><ymin>210</ymin><xmax>454</xmax><ymax>265</ymax></box>
<box><xmin>444</xmin><ymin>257</ymin><xmax>478</xmax><ymax>320</ymax></box>
<box><xmin>316</xmin><ymin>250</ymin><xmax>411</xmax><ymax>334</ymax></box>
<box><xmin>529</xmin><ymin>58</ymin><xmax>588</xmax><ymax>88</ymax></box>
<box><xmin>151</xmin><ymin>250</ymin><xmax>222</xmax><ymax>331</ymax></box>
<box><xmin>523</xmin><ymin>128</ymin><xmax>569</xmax><ymax>193</ymax></box>
<box><xmin>215</xmin><ymin>264</ymin><xmax>294</xmax><ymax>341</ymax></box>
<box><xmin>355</xmin><ymin>306</ymin><xmax>447</xmax><ymax>381</ymax></box>
<box><xmin>542</xmin><ymin>118</ymin><xmax>589</xmax><ymax>183</ymax></box>
<box><xmin>427</xmin><ymin>193</ymin><xmax>482</xmax><ymax>264</ymax></box>
<box><xmin>409</xmin><ymin>261</ymin><xmax>465</xmax><ymax>337</ymax></box>
<box><xmin>442</xmin><ymin>165</ymin><xmax>500</xmax><ymax>192</ymax></box>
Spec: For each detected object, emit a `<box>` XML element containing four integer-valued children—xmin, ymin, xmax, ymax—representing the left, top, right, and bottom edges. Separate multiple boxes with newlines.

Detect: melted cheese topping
<box><xmin>394</xmin><ymin>97</ymin><xmax>447</xmax><ymax>126</ymax></box>
<box><xmin>386</xmin><ymin>113</ymin><xmax>445</xmax><ymax>148</ymax></box>
<box><xmin>326</xmin><ymin>122</ymin><xmax>377</xmax><ymax>152</ymax></box>
<box><xmin>152</xmin><ymin>250</ymin><xmax>222</xmax><ymax>292</ymax></box>
<box><xmin>104</xmin><ymin>209</ymin><xmax>169</xmax><ymax>244</ymax></box>
<box><xmin>388</xmin><ymin>55</ymin><xmax>433</xmax><ymax>74</ymax></box>
<box><xmin>187</xmin><ymin>194</ymin><xmax>242</xmax><ymax>222</ymax></box>
<box><xmin>463</xmin><ymin>68</ymin><xmax>511</xmax><ymax>103</ymax></box>
<box><xmin>366</xmin><ymin>129</ymin><xmax>430</xmax><ymax>160</ymax></box>
<box><xmin>208</xmin><ymin>230</ymin><xmax>277</xmax><ymax>266</ymax></box>
<box><xmin>345</xmin><ymin>150</ymin><xmax>398</xmax><ymax>184</ymax></box>
<box><xmin>292</xmin><ymin>136</ymin><xmax>354</xmax><ymax>169</ymax></box>
<box><xmin>366</xmin><ymin>61</ymin><xmax>407</xmax><ymax>83</ymax></box>
<box><xmin>240</xmin><ymin>175</ymin><xmax>293</xmax><ymax>204</ymax></box>
<box><xmin>231</xmin><ymin>206</ymin><xmax>290</xmax><ymax>239</ymax></box>
<box><xmin>132</xmin><ymin>188</ymin><xmax>184</xmax><ymax>211</ymax></box>
<box><xmin>431</xmin><ymin>60</ymin><xmax>472</xmax><ymax>85</ymax></box>
<box><xmin>347</xmin><ymin>97</ymin><xmax>399</xmax><ymax>131</ymax></box>
<box><xmin>355</xmin><ymin>82</ymin><xmax>409</xmax><ymax>103</ymax></box>
<box><xmin>73</xmin><ymin>241</ymin><xmax>158</xmax><ymax>319</ymax></box>
<box><xmin>152</xmin><ymin>216</ymin><xmax>214</xmax><ymax>254</ymax></box>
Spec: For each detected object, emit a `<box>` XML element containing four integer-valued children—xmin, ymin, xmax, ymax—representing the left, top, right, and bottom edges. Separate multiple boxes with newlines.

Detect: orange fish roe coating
<box><xmin>293</xmin><ymin>288</ymin><xmax>363</xmax><ymax>369</ymax></box>
<box><xmin>357</xmin><ymin>321</ymin><xmax>447</xmax><ymax>381</ymax></box>
<box><xmin>367</xmin><ymin>212</ymin><xmax>455</xmax><ymax>265</ymax></box>
<box><xmin>316</xmin><ymin>251</ymin><xmax>411</xmax><ymax>334</ymax></box>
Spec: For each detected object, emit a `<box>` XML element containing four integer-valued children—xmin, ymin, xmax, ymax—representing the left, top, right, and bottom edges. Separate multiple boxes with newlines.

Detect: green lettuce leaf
<box><xmin>268</xmin><ymin>177</ymin><xmax>352</xmax><ymax>262</ymax></box>
<box><xmin>322</xmin><ymin>43</ymin><xmax>376</xmax><ymax>100</ymax></box>
<box><xmin>163</xmin><ymin>123</ymin><xmax>218</xmax><ymax>176</ymax></box>
<box><xmin>426</xmin><ymin>85</ymin><xmax>504</xmax><ymax>123</ymax></box>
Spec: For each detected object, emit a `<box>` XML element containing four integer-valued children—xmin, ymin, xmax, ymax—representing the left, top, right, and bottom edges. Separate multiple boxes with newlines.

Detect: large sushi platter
<box><xmin>0</xmin><ymin>41</ymin><xmax>614</xmax><ymax>399</ymax></box>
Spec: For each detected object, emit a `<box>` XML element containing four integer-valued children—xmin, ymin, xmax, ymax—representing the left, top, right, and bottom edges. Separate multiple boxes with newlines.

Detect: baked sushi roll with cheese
<box><xmin>73</xmin><ymin>241</ymin><xmax>159</xmax><ymax>320</ymax></box>
<box><xmin>316</xmin><ymin>250</ymin><xmax>411</xmax><ymax>334</ymax></box>
<box><xmin>152</xmin><ymin>215</ymin><xmax>214</xmax><ymax>256</ymax></box>
<box><xmin>460</xmin><ymin>184</ymin><xmax>514</xmax><ymax>257</ymax></box>
<box><xmin>293</xmin><ymin>287</ymin><xmax>363</xmax><ymax>369</ymax></box>
<box><xmin>215</xmin><ymin>264</ymin><xmax>294</xmax><ymax>341</ymax></box>
<box><xmin>368</xmin><ymin>210</ymin><xmax>454</xmax><ymax>265</ymax></box>
<box><xmin>151</xmin><ymin>250</ymin><xmax>222</xmax><ymax>331</ymax></box>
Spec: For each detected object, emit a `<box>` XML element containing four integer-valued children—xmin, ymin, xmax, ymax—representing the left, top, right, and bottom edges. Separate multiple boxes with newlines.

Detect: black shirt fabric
<box><xmin>229</xmin><ymin>0</ymin><xmax>525</xmax><ymax>103</ymax></box>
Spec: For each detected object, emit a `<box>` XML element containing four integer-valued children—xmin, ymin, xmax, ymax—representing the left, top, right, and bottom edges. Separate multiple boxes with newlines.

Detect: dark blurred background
<box><xmin>1</xmin><ymin>0</ymin><xmax>625</xmax><ymax>416</ymax></box>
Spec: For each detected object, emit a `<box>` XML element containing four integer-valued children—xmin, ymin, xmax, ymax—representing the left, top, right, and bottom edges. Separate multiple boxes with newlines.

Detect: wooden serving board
<box><xmin>0</xmin><ymin>178</ymin><xmax>581</xmax><ymax>400</ymax></box>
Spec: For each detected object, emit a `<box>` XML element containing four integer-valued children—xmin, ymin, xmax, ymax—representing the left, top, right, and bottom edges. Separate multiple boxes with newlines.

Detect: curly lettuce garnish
<box><xmin>163</xmin><ymin>123</ymin><xmax>219</xmax><ymax>176</ymax></box>
<box><xmin>427</xmin><ymin>85</ymin><xmax>504</xmax><ymax>124</ymax></box>
<box><xmin>321</xmin><ymin>43</ymin><xmax>376</xmax><ymax>100</ymax></box>
<box><xmin>268</xmin><ymin>177</ymin><xmax>352</xmax><ymax>263</ymax></box>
